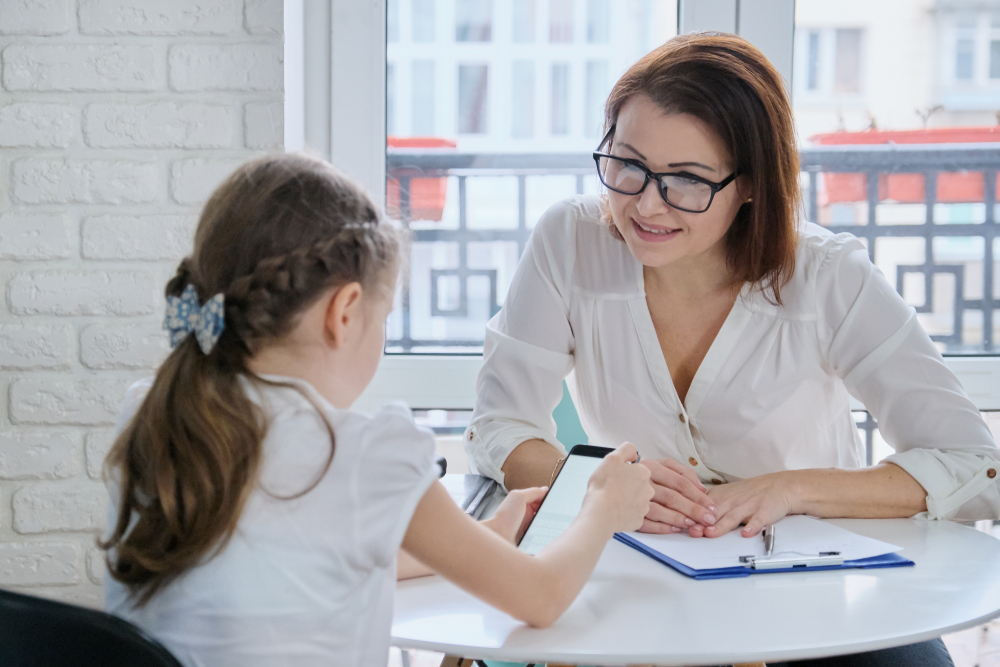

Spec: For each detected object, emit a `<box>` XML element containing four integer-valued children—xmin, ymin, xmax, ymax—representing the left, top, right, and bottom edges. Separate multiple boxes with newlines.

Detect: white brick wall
<box><xmin>0</xmin><ymin>0</ymin><xmax>283</xmax><ymax>607</ymax></box>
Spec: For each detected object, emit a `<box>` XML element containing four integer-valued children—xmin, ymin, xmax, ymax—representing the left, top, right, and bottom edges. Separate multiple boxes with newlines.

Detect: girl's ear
<box><xmin>324</xmin><ymin>282</ymin><xmax>363</xmax><ymax>349</ymax></box>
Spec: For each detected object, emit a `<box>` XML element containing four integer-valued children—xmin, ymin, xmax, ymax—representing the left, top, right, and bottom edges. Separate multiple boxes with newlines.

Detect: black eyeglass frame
<box><xmin>592</xmin><ymin>127</ymin><xmax>739</xmax><ymax>214</ymax></box>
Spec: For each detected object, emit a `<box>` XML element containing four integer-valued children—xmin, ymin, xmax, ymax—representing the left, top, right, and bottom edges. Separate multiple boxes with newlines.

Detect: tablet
<box><xmin>517</xmin><ymin>445</ymin><xmax>613</xmax><ymax>555</ymax></box>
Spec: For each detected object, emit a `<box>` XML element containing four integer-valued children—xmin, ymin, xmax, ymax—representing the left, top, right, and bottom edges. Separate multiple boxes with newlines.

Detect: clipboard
<box><xmin>613</xmin><ymin>531</ymin><xmax>914</xmax><ymax>580</ymax></box>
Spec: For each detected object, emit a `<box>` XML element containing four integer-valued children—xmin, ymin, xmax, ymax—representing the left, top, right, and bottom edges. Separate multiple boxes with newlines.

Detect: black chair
<box><xmin>0</xmin><ymin>587</ymin><xmax>184</xmax><ymax>667</ymax></box>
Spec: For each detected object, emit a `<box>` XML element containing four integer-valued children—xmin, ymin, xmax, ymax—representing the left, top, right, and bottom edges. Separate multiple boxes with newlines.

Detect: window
<box><xmin>587</xmin><ymin>0</ymin><xmax>610</xmax><ymax>43</ymax></box>
<box><xmin>511</xmin><ymin>60</ymin><xmax>535</xmax><ymax>138</ymax></box>
<box><xmin>549</xmin><ymin>0</ymin><xmax>573</xmax><ymax>43</ymax></box>
<box><xmin>794</xmin><ymin>27</ymin><xmax>865</xmax><ymax>100</ymax></box>
<box><xmin>386</xmin><ymin>63</ymin><xmax>396</xmax><ymax>135</ymax></box>
<box><xmin>458</xmin><ymin>64</ymin><xmax>489</xmax><ymax>134</ymax></box>
<box><xmin>413</xmin><ymin>0</ymin><xmax>435</xmax><ymax>42</ymax></box>
<box><xmin>550</xmin><ymin>63</ymin><xmax>570</xmax><ymax>134</ymax></box>
<box><xmin>833</xmin><ymin>28</ymin><xmax>862</xmax><ymax>94</ymax></box>
<box><xmin>456</xmin><ymin>0</ymin><xmax>492</xmax><ymax>42</ymax></box>
<box><xmin>585</xmin><ymin>60</ymin><xmax>609</xmax><ymax>137</ymax></box>
<box><xmin>411</xmin><ymin>60</ymin><xmax>435</xmax><ymax>135</ymax></box>
<box><xmin>512</xmin><ymin>0</ymin><xmax>535</xmax><ymax>42</ymax></box>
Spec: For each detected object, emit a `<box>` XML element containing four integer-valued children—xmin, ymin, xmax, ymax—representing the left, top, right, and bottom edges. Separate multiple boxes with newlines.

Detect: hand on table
<box><xmin>481</xmin><ymin>486</ymin><xmax>548</xmax><ymax>545</ymax></box>
<box><xmin>700</xmin><ymin>471</ymin><xmax>797</xmax><ymax>539</ymax></box>
<box><xmin>636</xmin><ymin>456</ymin><xmax>718</xmax><ymax>535</ymax></box>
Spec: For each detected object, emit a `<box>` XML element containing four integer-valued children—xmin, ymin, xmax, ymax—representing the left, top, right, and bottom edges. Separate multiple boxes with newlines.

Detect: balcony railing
<box><xmin>387</xmin><ymin>143</ymin><xmax>1000</xmax><ymax>355</ymax></box>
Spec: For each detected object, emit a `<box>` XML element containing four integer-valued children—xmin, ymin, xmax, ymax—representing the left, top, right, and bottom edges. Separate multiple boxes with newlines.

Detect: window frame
<box><xmin>291</xmin><ymin>0</ymin><xmax>1000</xmax><ymax>415</ymax></box>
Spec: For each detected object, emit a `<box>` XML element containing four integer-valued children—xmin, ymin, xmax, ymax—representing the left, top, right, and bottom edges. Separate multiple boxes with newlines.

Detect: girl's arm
<box><xmin>401</xmin><ymin>444</ymin><xmax>652</xmax><ymax>629</ymax></box>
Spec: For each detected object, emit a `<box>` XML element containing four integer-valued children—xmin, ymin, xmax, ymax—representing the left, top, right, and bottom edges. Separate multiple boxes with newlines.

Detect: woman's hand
<box><xmin>700</xmin><ymin>471</ymin><xmax>799</xmax><ymax>538</ymax></box>
<box><xmin>637</xmin><ymin>456</ymin><xmax>718</xmax><ymax>535</ymax></box>
<box><xmin>481</xmin><ymin>487</ymin><xmax>549</xmax><ymax>545</ymax></box>
<box><xmin>584</xmin><ymin>442</ymin><xmax>654</xmax><ymax>533</ymax></box>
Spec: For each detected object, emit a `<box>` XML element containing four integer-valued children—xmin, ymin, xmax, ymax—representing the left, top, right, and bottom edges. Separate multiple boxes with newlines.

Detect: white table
<box><xmin>393</xmin><ymin>518</ymin><xmax>1000</xmax><ymax>665</ymax></box>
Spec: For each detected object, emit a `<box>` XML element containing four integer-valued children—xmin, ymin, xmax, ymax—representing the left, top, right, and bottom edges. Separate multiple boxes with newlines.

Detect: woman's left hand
<box><xmin>481</xmin><ymin>487</ymin><xmax>549</xmax><ymax>545</ymax></box>
<box><xmin>699</xmin><ymin>471</ymin><xmax>800</xmax><ymax>538</ymax></box>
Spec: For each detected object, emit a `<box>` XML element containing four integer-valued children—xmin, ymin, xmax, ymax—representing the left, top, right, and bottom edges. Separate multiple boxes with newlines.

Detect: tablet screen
<box><xmin>518</xmin><ymin>453</ymin><xmax>605</xmax><ymax>555</ymax></box>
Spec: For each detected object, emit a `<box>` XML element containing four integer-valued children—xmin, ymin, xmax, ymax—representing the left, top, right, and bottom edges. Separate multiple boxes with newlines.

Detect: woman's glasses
<box><xmin>592</xmin><ymin>129</ymin><xmax>738</xmax><ymax>214</ymax></box>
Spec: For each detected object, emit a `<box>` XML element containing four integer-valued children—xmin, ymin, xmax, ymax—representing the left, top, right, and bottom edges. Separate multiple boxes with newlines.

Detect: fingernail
<box><xmin>684</xmin><ymin>518</ymin><xmax>695</xmax><ymax>526</ymax></box>
<box><xmin>671</xmin><ymin>526</ymin><xmax>682</xmax><ymax>533</ymax></box>
<box><xmin>703</xmin><ymin>513</ymin><xmax>716</xmax><ymax>525</ymax></box>
<box><xmin>709</xmin><ymin>506</ymin><xmax>717</xmax><ymax>512</ymax></box>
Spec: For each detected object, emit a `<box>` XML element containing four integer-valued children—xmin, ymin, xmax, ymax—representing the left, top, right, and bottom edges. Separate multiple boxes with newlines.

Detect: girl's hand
<box><xmin>481</xmin><ymin>487</ymin><xmax>548</xmax><ymax>545</ymax></box>
<box><xmin>701</xmin><ymin>471</ymin><xmax>799</xmax><ymax>538</ymax></box>
<box><xmin>637</xmin><ymin>456</ymin><xmax>717</xmax><ymax>535</ymax></box>
<box><xmin>585</xmin><ymin>442</ymin><xmax>654</xmax><ymax>533</ymax></box>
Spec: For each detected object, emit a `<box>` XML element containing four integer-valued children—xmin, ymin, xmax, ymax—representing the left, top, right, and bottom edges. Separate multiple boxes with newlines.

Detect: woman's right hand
<box><xmin>638</xmin><ymin>457</ymin><xmax>717</xmax><ymax>535</ymax></box>
<box><xmin>583</xmin><ymin>442</ymin><xmax>654</xmax><ymax>533</ymax></box>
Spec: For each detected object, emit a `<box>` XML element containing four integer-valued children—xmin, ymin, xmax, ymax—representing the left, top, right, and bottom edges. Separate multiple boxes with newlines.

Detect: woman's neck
<box><xmin>642</xmin><ymin>251</ymin><xmax>738</xmax><ymax>303</ymax></box>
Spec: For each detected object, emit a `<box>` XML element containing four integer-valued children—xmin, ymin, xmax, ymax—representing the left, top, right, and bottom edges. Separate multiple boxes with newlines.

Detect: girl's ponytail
<box><xmin>101</xmin><ymin>154</ymin><xmax>402</xmax><ymax>605</ymax></box>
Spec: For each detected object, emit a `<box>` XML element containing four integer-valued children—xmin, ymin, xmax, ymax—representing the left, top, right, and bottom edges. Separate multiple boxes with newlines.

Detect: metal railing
<box><xmin>388</xmin><ymin>143</ymin><xmax>1000</xmax><ymax>354</ymax></box>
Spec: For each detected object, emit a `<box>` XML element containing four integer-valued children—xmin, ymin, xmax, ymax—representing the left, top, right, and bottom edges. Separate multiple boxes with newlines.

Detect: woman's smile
<box><xmin>632</xmin><ymin>217</ymin><xmax>681</xmax><ymax>242</ymax></box>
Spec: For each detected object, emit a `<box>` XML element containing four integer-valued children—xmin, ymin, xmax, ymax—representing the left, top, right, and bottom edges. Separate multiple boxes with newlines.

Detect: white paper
<box><xmin>623</xmin><ymin>515</ymin><xmax>903</xmax><ymax>570</ymax></box>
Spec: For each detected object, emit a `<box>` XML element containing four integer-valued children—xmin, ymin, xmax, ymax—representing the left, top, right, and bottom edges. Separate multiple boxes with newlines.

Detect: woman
<box><xmin>465</xmin><ymin>33</ymin><xmax>999</xmax><ymax>665</ymax></box>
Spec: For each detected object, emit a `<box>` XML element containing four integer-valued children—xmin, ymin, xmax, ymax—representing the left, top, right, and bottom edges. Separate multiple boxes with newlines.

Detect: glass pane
<box><xmin>412</xmin><ymin>60</ymin><xmax>435</xmax><ymax>135</ymax></box>
<box><xmin>550</xmin><ymin>63</ymin><xmax>570</xmax><ymax>135</ymax></box>
<box><xmin>991</xmin><ymin>40</ymin><xmax>1000</xmax><ymax>78</ymax></box>
<box><xmin>956</xmin><ymin>38</ymin><xmax>975</xmax><ymax>80</ymax></box>
<box><xmin>834</xmin><ymin>28</ymin><xmax>862</xmax><ymax>93</ymax></box>
<box><xmin>585</xmin><ymin>60</ymin><xmax>609</xmax><ymax>138</ymax></box>
<box><xmin>387</xmin><ymin>0</ymin><xmax>678</xmax><ymax>352</ymax></box>
<box><xmin>386</xmin><ymin>63</ymin><xmax>396</xmax><ymax>135</ymax></box>
<box><xmin>413</xmin><ymin>0</ymin><xmax>435</xmax><ymax>42</ymax></box>
<box><xmin>550</xmin><ymin>0</ymin><xmax>573</xmax><ymax>43</ymax></box>
<box><xmin>388</xmin><ymin>0</ymin><xmax>400</xmax><ymax>42</ymax></box>
<box><xmin>512</xmin><ymin>0</ymin><xmax>535</xmax><ymax>42</ymax></box>
<box><xmin>458</xmin><ymin>64</ymin><xmax>489</xmax><ymax>134</ymax></box>
<box><xmin>807</xmin><ymin>30</ymin><xmax>820</xmax><ymax>90</ymax></box>
<box><xmin>511</xmin><ymin>60</ymin><xmax>536</xmax><ymax>138</ymax></box>
<box><xmin>587</xmin><ymin>0</ymin><xmax>610</xmax><ymax>43</ymax></box>
<box><xmin>456</xmin><ymin>0</ymin><xmax>492</xmax><ymax>41</ymax></box>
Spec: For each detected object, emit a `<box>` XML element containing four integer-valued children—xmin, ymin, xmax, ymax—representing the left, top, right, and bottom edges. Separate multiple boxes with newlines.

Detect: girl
<box><xmin>101</xmin><ymin>153</ymin><xmax>653</xmax><ymax>667</ymax></box>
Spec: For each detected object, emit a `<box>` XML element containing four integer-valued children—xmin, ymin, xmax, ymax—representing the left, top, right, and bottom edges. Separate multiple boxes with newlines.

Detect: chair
<box><xmin>0</xmin><ymin>587</ymin><xmax>184</xmax><ymax>667</ymax></box>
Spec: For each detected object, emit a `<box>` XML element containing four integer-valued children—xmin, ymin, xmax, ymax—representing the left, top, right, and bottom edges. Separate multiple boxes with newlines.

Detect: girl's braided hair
<box><xmin>102</xmin><ymin>154</ymin><xmax>403</xmax><ymax>605</ymax></box>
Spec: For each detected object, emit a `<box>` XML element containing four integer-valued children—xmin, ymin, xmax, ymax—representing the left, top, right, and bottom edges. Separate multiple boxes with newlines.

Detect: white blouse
<box><xmin>465</xmin><ymin>195</ymin><xmax>1000</xmax><ymax>522</ymax></box>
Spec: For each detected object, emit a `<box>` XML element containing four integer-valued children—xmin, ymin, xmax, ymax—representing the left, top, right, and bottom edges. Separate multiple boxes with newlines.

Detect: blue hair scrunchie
<box><xmin>163</xmin><ymin>284</ymin><xmax>226</xmax><ymax>354</ymax></box>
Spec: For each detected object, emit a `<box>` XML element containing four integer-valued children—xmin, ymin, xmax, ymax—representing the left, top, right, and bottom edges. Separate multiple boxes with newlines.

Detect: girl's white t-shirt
<box><xmin>105</xmin><ymin>375</ymin><xmax>439</xmax><ymax>667</ymax></box>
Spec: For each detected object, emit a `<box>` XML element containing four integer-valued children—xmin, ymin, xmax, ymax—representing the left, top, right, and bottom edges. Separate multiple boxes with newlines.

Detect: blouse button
<box><xmin>989</xmin><ymin>468</ymin><xmax>997</xmax><ymax>479</ymax></box>
<box><xmin>468</xmin><ymin>432</ymin><xmax>474</xmax><ymax>441</ymax></box>
<box><xmin>710</xmin><ymin>478</ymin><xmax>724</xmax><ymax>485</ymax></box>
<box><xmin>679</xmin><ymin>413</ymin><xmax>687</xmax><ymax>424</ymax></box>
<box><xmin>688</xmin><ymin>457</ymin><xmax>698</xmax><ymax>466</ymax></box>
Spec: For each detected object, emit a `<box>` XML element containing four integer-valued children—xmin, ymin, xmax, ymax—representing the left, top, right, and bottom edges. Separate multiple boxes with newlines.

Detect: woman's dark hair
<box><xmin>602</xmin><ymin>32</ymin><xmax>800</xmax><ymax>304</ymax></box>
<box><xmin>101</xmin><ymin>153</ymin><xmax>402</xmax><ymax>605</ymax></box>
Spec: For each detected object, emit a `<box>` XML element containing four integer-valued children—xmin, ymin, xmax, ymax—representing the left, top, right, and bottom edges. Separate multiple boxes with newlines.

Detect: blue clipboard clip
<box><xmin>738</xmin><ymin>551</ymin><xmax>844</xmax><ymax>570</ymax></box>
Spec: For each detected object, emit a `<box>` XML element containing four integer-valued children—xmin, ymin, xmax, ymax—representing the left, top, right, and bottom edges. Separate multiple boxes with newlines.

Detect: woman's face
<box><xmin>606</xmin><ymin>94</ymin><xmax>747</xmax><ymax>274</ymax></box>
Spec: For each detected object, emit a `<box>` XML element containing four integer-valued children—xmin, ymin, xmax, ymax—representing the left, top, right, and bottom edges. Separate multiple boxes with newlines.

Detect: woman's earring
<box><xmin>746</xmin><ymin>197</ymin><xmax>753</xmax><ymax>203</ymax></box>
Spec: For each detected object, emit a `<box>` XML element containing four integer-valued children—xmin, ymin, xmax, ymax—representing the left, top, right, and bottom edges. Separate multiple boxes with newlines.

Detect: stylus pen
<box><xmin>763</xmin><ymin>525</ymin><xmax>775</xmax><ymax>557</ymax></box>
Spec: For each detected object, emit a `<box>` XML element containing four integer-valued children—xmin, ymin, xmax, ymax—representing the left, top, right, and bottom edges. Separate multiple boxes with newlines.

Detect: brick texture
<box><xmin>84</xmin><ymin>102</ymin><xmax>234</xmax><ymax>148</ymax></box>
<box><xmin>81</xmin><ymin>323</ymin><xmax>170</xmax><ymax>370</ymax></box>
<box><xmin>0</xmin><ymin>0</ymin><xmax>282</xmax><ymax>605</ymax></box>
<box><xmin>0</xmin><ymin>0</ymin><xmax>72</xmax><ymax>36</ymax></box>
<box><xmin>12</xmin><ymin>159</ymin><xmax>160</xmax><ymax>204</ymax></box>
<box><xmin>0</xmin><ymin>542</ymin><xmax>81</xmax><ymax>586</ymax></box>
<box><xmin>12</xmin><ymin>484</ymin><xmax>108</xmax><ymax>534</ymax></box>
<box><xmin>169</xmin><ymin>44</ymin><xmax>283</xmax><ymax>91</ymax></box>
<box><xmin>82</xmin><ymin>214</ymin><xmax>195</xmax><ymax>260</ymax></box>
<box><xmin>171</xmin><ymin>157</ymin><xmax>248</xmax><ymax>204</ymax></box>
<box><xmin>10</xmin><ymin>378</ymin><xmax>133</xmax><ymax>426</ymax></box>
<box><xmin>0</xmin><ymin>214</ymin><xmax>73</xmax><ymax>261</ymax></box>
<box><xmin>245</xmin><ymin>101</ymin><xmax>283</xmax><ymax>148</ymax></box>
<box><xmin>8</xmin><ymin>271</ymin><xmax>157</xmax><ymax>316</ymax></box>
<box><xmin>0</xmin><ymin>103</ymin><xmax>78</xmax><ymax>147</ymax></box>
<box><xmin>79</xmin><ymin>0</ymin><xmax>239</xmax><ymax>35</ymax></box>
<box><xmin>2</xmin><ymin>44</ymin><xmax>162</xmax><ymax>91</ymax></box>
<box><xmin>0</xmin><ymin>325</ymin><xmax>74</xmax><ymax>370</ymax></box>
<box><xmin>0</xmin><ymin>432</ymin><xmax>81</xmax><ymax>480</ymax></box>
